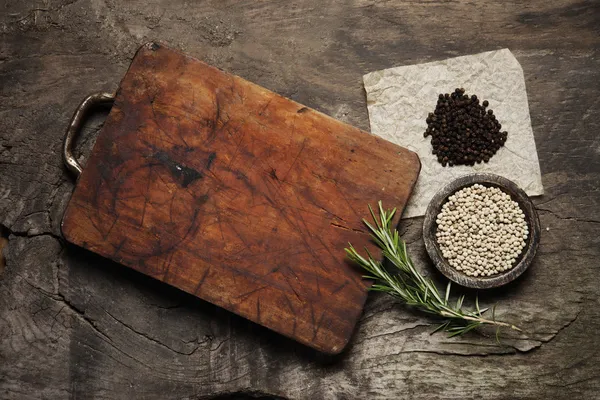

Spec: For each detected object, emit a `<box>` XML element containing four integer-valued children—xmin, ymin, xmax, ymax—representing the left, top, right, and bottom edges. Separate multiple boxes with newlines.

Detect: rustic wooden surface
<box><xmin>61</xmin><ymin>43</ymin><xmax>420</xmax><ymax>354</ymax></box>
<box><xmin>1</xmin><ymin>0</ymin><xmax>599</xmax><ymax>399</ymax></box>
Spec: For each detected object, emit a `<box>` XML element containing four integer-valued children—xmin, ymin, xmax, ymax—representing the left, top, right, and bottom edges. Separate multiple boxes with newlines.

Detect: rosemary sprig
<box><xmin>345</xmin><ymin>201</ymin><xmax>521</xmax><ymax>338</ymax></box>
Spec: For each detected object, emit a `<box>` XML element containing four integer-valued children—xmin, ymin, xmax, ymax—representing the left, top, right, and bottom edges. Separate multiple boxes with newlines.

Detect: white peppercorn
<box><xmin>436</xmin><ymin>184</ymin><xmax>529</xmax><ymax>277</ymax></box>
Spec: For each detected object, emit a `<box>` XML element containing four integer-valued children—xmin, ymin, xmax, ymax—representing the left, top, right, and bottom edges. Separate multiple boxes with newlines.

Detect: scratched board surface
<box><xmin>61</xmin><ymin>42</ymin><xmax>421</xmax><ymax>354</ymax></box>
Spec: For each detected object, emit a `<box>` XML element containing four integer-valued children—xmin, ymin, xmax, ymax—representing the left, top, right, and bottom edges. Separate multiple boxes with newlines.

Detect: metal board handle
<box><xmin>63</xmin><ymin>92</ymin><xmax>115</xmax><ymax>178</ymax></box>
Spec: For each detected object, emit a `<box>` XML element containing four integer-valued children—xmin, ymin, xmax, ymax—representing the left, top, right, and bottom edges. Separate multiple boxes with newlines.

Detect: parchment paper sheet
<box><xmin>363</xmin><ymin>49</ymin><xmax>543</xmax><ymax>218</ymax></box>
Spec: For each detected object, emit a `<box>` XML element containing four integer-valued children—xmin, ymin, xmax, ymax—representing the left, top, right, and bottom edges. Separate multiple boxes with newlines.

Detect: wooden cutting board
<box><xmin>61</xmin><ymin>42</ymin><xmax>420</xmax><ymax>354</ymax></box>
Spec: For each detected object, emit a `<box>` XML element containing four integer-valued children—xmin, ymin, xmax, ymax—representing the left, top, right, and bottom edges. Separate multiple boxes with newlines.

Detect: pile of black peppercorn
<box><xmin>424</xmin><ymin>88</ymin><xmax>508</xmax><ymax>167</ymax></box>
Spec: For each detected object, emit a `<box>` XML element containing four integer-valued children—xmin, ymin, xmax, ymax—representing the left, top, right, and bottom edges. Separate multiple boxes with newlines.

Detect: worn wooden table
<box><xmin>1</xmin><ymin>1</ymin><xmax>598</xmax><ymax>399</ymax></box>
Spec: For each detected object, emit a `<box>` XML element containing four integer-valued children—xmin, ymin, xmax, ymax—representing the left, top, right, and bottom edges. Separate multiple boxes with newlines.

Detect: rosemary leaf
<box><xmin>456</xmin><ymin>295</ymin><xmax>465</xmax><ymax>311</ymax></box>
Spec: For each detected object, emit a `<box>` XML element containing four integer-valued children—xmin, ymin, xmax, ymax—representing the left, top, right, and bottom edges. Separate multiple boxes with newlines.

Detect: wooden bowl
<box><xmin>422</xmin><ymin>173</ymin><xmax>540</xmax><ymax>289</ymax></box>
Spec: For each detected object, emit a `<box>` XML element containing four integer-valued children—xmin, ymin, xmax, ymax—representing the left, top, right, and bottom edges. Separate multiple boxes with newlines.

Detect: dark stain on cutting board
<box><xmin>151</xmin><ymin>150</ymin><xmax>203</xmax><ymax>188</ymax></box>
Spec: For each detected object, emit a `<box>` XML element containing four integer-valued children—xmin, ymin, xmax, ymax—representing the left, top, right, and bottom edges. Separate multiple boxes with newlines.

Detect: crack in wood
<box><xmin>537</xmin><ymin>207</ymin><xmax>600</xmax><ymax>224</ymax></box>
<box><xmin>103</xmin><ymin>308</ymin><xmax>202</xmax><ymax>356</ymax></box>
<box><xmin>330</xmin><ymin>221</ymin><xmax>366</xmax><ymax>234</ymax></box>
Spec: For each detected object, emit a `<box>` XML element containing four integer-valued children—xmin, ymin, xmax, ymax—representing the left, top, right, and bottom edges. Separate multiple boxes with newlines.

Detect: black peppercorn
<box><xmin>423</xmin><ymin>89</ymin><xmax>507</xmax><ymax>167</ymax></box>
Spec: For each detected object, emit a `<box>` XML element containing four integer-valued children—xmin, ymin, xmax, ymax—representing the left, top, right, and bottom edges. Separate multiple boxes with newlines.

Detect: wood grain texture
<box><xmin>0</xmin><ymin>0</ymin><xmax>599</xmax><ymax>399</ymax></box>
<box><xmin>422</xmin><ymin>174</ymin><xmax>541</xmax><ymax>289</ymax></box>
<box><xmin>60</xmin><ymin>43</ymin><xmax>420</xmax><ymax>354</ymax></box>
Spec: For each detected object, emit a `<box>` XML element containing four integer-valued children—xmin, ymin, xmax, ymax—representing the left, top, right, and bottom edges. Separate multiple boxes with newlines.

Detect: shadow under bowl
<box><xmin>422</xmin><ymin>173</ymin><xmax>540</xmax><ymax>289</ymax></box>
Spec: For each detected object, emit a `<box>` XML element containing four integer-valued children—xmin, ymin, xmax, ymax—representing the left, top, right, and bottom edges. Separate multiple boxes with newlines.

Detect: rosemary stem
<box><xmin>458</xmin><ymin>314</ymin><xmax>522</xmax><ymax>331</ymax></box>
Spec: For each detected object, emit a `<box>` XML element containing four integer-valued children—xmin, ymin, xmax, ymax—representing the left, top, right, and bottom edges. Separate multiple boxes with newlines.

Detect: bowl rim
<box><xmin>422</xmin><ymin>173</ymin><xmax>541</xmax><ymax>289</ymax></box>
